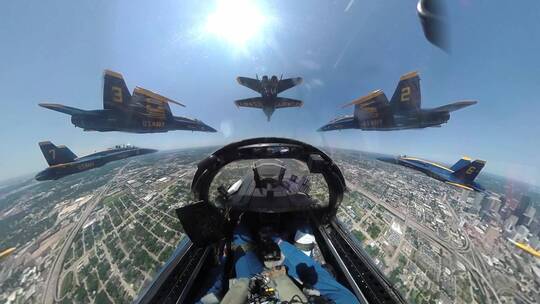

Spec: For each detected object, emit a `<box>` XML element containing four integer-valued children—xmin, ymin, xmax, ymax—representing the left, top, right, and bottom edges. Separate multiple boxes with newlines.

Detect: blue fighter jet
<box><xmin>35</xmin><ymin>141</ymin><xmax>157</xmax><ymax>181</ymax></box>
<box><xmin>40</xmin><ymin>70</ymin><xmax>216</xmax><ymax>133</ymax></box>
<box><xmin>379</xmin><ymin>155</ymin><xmax>486</xmax><ymax>192</ymax></box>
<box><xmin>318</xmin><ymin>71</ymin><xmax>476</xmax><ymax>131</ymax></box>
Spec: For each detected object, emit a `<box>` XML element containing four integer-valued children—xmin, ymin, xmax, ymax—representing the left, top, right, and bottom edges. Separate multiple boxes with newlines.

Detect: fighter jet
<box><xmin>135</xmin><ymin>138</ymin><xmax>405</xmax><ymax>304</ymax></box>
<box><xmin>35</xmin><ymin>142</ymin><xmax>157</xmax><ymax>181</ymax></box>
<box><xmin>508</xmin><ymin>239</ymin><xmax>540</xmax><ymax>258</ymax></box>
<box><xmin>318</xmin><ymin>71</ymin><xmax>477</xmax><ymax>131</ymax></box>
<box><xmin>39</xmin><ymin>70</ymin><xmax>216</xmax><ymax>133</ymax></box>
<box><xmin>235</xmin><ymin>75</ymin><xmax>303</xmax><ymax>121</ymax></box>
<box><xmin>379</xmin><ymin>155</ymin><xmax>486</xmax><ymax>192</ymax></box>
<box><xmin>0</xmin><ymin>247</ymin><xmax>16</xmax><ymax>262</ymax></box>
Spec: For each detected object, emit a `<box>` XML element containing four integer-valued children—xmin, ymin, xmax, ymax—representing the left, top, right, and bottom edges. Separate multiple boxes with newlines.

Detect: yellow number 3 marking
<box><xmin>466</xmin><ymin>166</ymin><xmax>476</xmax><ymax>175</ymax></box>
<box><xmin>400</xmin><ymin>87</ymin><xmax>411</xmax><ymax>102</ymax></box>
<box><xmin>112</xmin><ymin>86</ymin><xmax>123</xmax><ymax>103</ymax></box>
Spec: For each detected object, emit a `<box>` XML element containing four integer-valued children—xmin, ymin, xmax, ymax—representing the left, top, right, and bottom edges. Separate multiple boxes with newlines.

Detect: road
<box><xmin>349</xmin><ymin>184</ymin><xmax>502</xmax><ymax>304</ymax></box>
<box><xmin>42</xmin><ymin>163</ymin><xmax>129</xmax><ymax>304</ymax></box>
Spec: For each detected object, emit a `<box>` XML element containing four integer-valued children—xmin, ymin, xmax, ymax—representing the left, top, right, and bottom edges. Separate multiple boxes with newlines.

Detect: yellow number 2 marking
<box><xmin>400</xmin><ymin>87</ymin><xmax>411</xmax><ymax>102</ymax></box>
<box><xmin>112</xmin><ymin>86</ymin><xmax>123</xmax><ymax>103</ymax></box>
<box><xmin>466</xmin><ymin>166</ymin><xmax>476</xmax><ymax>175</ymax></box>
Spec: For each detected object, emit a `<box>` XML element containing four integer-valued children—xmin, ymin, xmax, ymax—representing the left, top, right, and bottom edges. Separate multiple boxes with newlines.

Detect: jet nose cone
<box><xmin>204</xmin><ymin>124</ymin><xmax>218</xmax><ymax>132</ymax></box>
<box><xmin>317</xmin><ymin>124</ymin><xmax>329</xmax><ymax>132</ymax></box>
<box><xmin>35</xmin><ymin>171</ymin><xmax>46</xmax><ymax>181</ymax></box>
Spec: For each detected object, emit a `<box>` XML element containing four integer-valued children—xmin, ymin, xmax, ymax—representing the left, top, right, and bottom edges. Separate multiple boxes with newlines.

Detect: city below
<box><xmin>0</xmin><ymin>147</ymin><xmax>539</xmax><ymax>304</ymax></box>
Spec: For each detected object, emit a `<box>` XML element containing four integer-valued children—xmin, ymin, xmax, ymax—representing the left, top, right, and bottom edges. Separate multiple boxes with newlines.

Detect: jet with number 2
<box><xmin>318</xmin><ymin>71</ymin><xmax>476</xmax><ymax>131</ymax></box>
<box><xmin>235</xmin><ymin>75</ymin><xmax>303</xmax><ymax>121</ymax></box>
<box><xmin>39</xmin><ymin>70</ymin><xmax>216</xmax><ymax>133</ymax></box>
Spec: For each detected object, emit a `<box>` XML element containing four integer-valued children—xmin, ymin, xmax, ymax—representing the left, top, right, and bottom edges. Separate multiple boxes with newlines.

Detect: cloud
<box><xmin>220</xmin><ymin>120</ymin><xmax>234</xmax><ymax>138</ymax></box>
<box><xmin>299</xmin><ymin>59</ymin><xmax>321</xmax><ymax>71</ymax></box>
<box><xmin>304</xmin><ymin>78</ymin><xmax>325</xmax><ymax>91</ymax></box>
<box><xmin>312</xmin><ymin>78</ymin><xmax>324</xmax><ymax>86</ymax></box>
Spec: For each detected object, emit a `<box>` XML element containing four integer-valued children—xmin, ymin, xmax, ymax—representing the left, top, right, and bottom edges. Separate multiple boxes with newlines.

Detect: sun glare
<box><xmin>205</xmin><ymin>0</ymin><xmax>268</xmax><ymax>48</ymax></box>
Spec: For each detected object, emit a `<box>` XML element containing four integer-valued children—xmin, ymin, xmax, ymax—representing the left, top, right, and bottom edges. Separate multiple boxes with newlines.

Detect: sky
<box><xmin>0</xmin><ymin>0</ymin><xmax>539</xmax><ymax>185</ymax></box>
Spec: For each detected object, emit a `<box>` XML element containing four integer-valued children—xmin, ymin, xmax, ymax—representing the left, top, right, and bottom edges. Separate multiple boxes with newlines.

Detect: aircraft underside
<box><xmin>72</xmin><ymin>114</ymin><xmax>216</xmax><ymax>133</ymax></box>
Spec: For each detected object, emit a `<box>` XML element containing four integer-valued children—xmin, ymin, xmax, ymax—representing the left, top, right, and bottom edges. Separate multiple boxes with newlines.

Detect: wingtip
<box><xmin>342</xmin><ymin>89</ymin><xmax>384</xmax><ymax>108</ymax></box>
<box><xmin>39</xmin><ymin>102</ymin><xmax>62</xmax><ymax>108</ymax></box>
<box><xmin>400</xmin><ymin>71</ymin><xmax>419</xmax><ymax>81</ymax></box>
<box><xmin>104</xmin><ymin>69</ymin><xmax>124</xmax><ymax>79</ymax></box>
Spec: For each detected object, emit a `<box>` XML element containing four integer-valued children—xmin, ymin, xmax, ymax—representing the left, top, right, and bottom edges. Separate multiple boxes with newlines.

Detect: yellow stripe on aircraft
<box><xmin>133</xmin><ymin>87</ymin><xmax>185</xmax><ymax>107</ymax></box>
<box><xmin>515</xmin><ymin>242</ymin><xmax>540</xmax><ymax>258</ymax></box>
<box><xmin>399</xmin><ymin>71</ymin><xmax>419</xmax><ymax>81</ymax></box>
<box><xmin>342</xmin><ymin>90</ymin><xmax>384</xmax><ymax>108</ymax></box>
<box><xmin>104</xmin><ymin>69</ymin><xmax>124</xmax><ymax>79</ymax></box>
<box><xmin>0</xmin><ymin>247</ymin><xmax>16</xmax><ymax>261</ymax></box>
<box><xmin>445</xmin><ymin>182</ymin><xmax>474</xmax><ymax>191</ymax></box>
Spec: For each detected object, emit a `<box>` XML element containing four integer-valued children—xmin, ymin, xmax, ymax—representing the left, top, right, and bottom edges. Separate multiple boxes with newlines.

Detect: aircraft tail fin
<box><xmin>39</xmin><ymin>141</ymin><xmax>77</xmax><ymax>166</ymax></box>
<box><xmin>103</xmin><ymin>70</ymin><xmax>131</xmax><ymax>110</ymax></box>
<box><xmin>390</xmin><ymin>71</ymin><xmax>421</xmax><ymax>112</ymax></box>
<box><xmin>450</xmin><ymin>157</ymin><xmax>472</xmax><ymax>171</ymax></box>
<box><xmin>452</xmin><ymin>159</ymin><xmax>486</xmax><ymax>183</ymax></box>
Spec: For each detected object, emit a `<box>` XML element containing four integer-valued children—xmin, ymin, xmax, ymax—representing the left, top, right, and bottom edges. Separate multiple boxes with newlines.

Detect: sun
<box><xmin>205</xmin><ymin>0</ymin><xmax>269</xmax><ymax>48</ymax></box>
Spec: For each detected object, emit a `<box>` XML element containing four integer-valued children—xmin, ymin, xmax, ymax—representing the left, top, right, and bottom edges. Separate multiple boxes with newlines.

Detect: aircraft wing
<box><xmin>235</xmin><ymin>97</ymin><xmax>264</xmax><ymax>108</ymax></box>
<box><xmin>236</xmin><ymin>77</ymin><xmax>262</xmax><ymax>93</ymax></box>
<box><xmin>39</xmin><ymin>103</ymin><xmax>97</xmax><ymax>116</ymax></box>
<box><xmin>277</xmin><ymin>77</ymin><xmax>303</xmax><ymax>94</ymax></box>
<box><xmin>274</xmin><ymin>97</ymin><xmax>303</xmax><ymax>108</ymax></box>
<box><xmin>431</xmin><ymin>100</ymin><xmax>477</xmax><ymax>112</ymax></box>
<box><xmin>343</xmin><ymin>90</ymin><xmax>390</xmax><ymax>120</ymax></box>
<box><xmin>318</xmin><ymin>115</ymin><xmax>357</xmax><ymax>131</ymax></box>
<box><xmin>131</xmin><ymin>87</ymin><xmax>184</xmax><ymax>119</ymax></box>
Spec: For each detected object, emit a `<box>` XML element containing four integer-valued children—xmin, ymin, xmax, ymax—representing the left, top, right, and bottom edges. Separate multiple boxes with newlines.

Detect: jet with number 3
<box><xmin>235</xmin><ymin>74</ymin><xmax>303</xmax><ymax>121</ymax></box>
<box><xmin>39</xmin><ymin>70</ymin><xmax>216</xmax><ymax>133</ymax></box>
<box><xmin>318</xmin><ymin>71</ymin><xmax>477</xmax><ymax>131</ymax></box>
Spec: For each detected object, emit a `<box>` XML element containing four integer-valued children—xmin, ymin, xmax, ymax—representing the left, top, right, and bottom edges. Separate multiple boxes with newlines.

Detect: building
<box><xmin>503</xmin><ymin>215</ymin><xmax>519</xmax><ymax>232</ymax></box>
<box><xmin>529</xmin><ymin>219</ymin><xmax>540</xmax><ymax>236</ymax></box>
<box><xmin>480</xmin><ymin>195</ymin><xmax>502</xmax><ymax>214</ymax></box>
<box><xmin>530</xmin><ymin>235</ymin><xmax>540</xmax><ymax>251</ymax></box>
<box><xmin>460</xmin><ymin>189</ymin><xmax>470</xmax><ymax>204</ymax></box>
<box><xmin>514</xmin><ymin>195</ymin><xmax>531</xmax><ymax>218</ymax></box>
<box><xmin>472</xmin><ymin>192</ymin><xmax>485</xmax><ymax>213</ymax></box>
<box><xmin>517</xmin><ymin>206</ymin><xmax>536</xmax><ymax>227</ymax></box>
<box><xmin>484</xmin><ymin>226</ymin><xmax>500</xmax><ymax>245</ymax></box>
<box><xmin>512</xmin><ymin>225</ymin><xmax>529</xmax><ymax>242</ymax></box>
<box><xmin>489</xmin><ymin>197</ymin><xmax>502</xmax><ymax>213</ymax></box>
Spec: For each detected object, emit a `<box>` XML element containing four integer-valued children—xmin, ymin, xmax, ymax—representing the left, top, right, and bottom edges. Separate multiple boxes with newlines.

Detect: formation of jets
<box><xmin>36</xmin><ymin>69</ymin><xmax>485</xmax><ymax>191</ymax></box>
